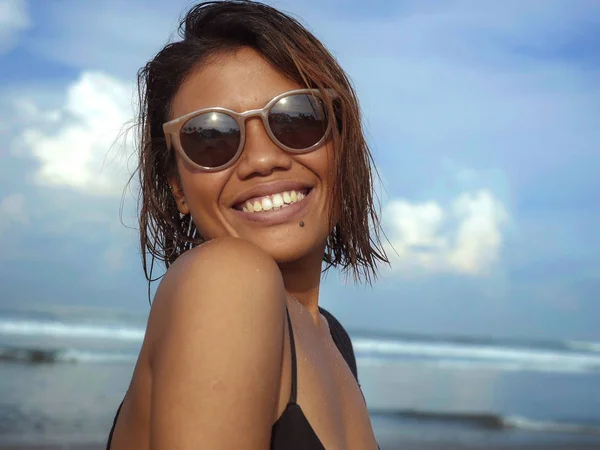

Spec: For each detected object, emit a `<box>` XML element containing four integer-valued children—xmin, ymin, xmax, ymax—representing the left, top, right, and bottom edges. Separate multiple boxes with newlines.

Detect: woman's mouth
<box><xmin>233</xmin><ymin>188</ymin><xmax>311</xmax><ymax>213</ymax></box>
<box><xmin>231</xmin><ymin>188</ymin><xmax>313</xmax><ymax>225</ymax></box>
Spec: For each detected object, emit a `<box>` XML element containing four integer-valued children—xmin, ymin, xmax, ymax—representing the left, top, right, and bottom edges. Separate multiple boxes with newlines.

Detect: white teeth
<box><xmin>273</xmin><ymin>193</ymin><xmax>284</xmax><ymax>208</ymax></box>
<box><xmin>262</xmin><ymin>197</ymin><xmax>273</xmax><ymax>211</ymax></box>
<box><xmin>241</xmin><ymin>189</ymin><xmax>308</xmax><ymax>214</ymax></box>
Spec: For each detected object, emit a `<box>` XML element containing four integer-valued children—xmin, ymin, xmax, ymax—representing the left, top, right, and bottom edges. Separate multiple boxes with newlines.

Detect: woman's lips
<box><xmin>230</xmin><ymin>180</ymin><xmax>312</xmax><ymax>208</ymax></box>
<box><xmin>233</xmin><ymin>188</ymin><xmax>309</xmax><ymax>211</ymax></box>
<box><xmin>230</xmin><ymin>188</ymin><xmax>313</xmax><ymax>225</ymax></box>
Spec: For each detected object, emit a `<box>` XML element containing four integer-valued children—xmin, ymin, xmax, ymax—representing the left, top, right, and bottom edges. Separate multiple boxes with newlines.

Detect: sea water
<box><xmin>0</xmin><ymin>305</ymin><xmax>599</xmax><ymax>447</ymax></box>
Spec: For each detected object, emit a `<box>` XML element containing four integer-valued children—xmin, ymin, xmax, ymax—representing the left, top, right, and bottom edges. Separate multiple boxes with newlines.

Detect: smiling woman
<box><xmin>106</xmin><ymin>1</ymin><xmax>388</xmax><ymax>449</ymax></box>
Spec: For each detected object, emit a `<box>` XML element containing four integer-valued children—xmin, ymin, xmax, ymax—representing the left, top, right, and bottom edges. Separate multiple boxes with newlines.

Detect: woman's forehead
<box><xmin>170</xmin><ymin>48</ymin><xmax>301</xmax><ymax>118</ymax></box>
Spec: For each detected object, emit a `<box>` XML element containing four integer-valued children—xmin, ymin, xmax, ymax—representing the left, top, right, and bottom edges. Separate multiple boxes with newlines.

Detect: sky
<box><xmin>0</xmin><ymin>0</ymin><xmax>599</xmax><ymax>341</ymax></box>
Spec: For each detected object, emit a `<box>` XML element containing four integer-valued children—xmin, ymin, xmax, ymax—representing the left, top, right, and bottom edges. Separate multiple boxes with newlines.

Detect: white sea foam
<box><xmin>567</xmin><ymin>340</ymin><xmax>600</xmax><ymax>353</ymax></box>
<box><xmin>58</xmin><ymin>349</ymin><xmax>137</xmax><ymax>363</ymax></box>
<box><xmin>2</xmin><ymin>316</ymin><xmax>599</xmax><ymax>374</ymax></box>
<box><xmin>353</xmin><ymin>338</ymin><xmax>600</xmax><ymax>374</ymax></box>
<box><xmin>0</xmin><ymin>318</ymin><xmax>145</xmax><ymax>341</ymax></box>
<box><xmin>503</xmin><ymin>415</ymin><xmax>600</xmax><ymax>435</ymax></box>
<box><xmin>384</xmin><ymin>410</ymin><xmax>600</xmax><ymax>435</ymax></box>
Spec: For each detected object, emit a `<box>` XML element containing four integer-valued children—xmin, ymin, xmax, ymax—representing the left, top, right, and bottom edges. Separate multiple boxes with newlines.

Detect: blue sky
<box><xmin>1</xmin><ymin>0</ymin><xmax>599</xmax><ymax>341</ymax></box>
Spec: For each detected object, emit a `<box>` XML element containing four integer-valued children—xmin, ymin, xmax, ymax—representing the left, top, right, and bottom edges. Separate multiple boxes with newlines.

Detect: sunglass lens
<box><xmin>268</xmin><ymin>94</ymin><xmax>328</xmax><ymax>150</ymax></box>
<box><xmin>180</xmin><ymin>112</ymin><xmax>240</xmax><ymax>168</ymax></box>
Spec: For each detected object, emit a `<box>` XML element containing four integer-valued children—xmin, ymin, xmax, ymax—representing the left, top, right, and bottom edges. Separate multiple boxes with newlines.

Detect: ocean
<box><xmin>1</xmin><ymin>305</ymin><xmax>599</xmax><ymax>449</ymax></box>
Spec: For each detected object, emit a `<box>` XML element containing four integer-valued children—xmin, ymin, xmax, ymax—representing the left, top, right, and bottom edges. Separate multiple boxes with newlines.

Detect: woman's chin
<box><xmin>238</xmin><ymin>233</ymin><xmax>325</xmax><ymax>266</ymax></box>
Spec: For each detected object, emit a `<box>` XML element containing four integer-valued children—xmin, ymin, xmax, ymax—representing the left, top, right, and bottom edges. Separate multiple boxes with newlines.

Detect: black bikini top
<box><xmin>106</xmin><ymin>307</ymin><xmax>367</xmax><ymax>450</ymax></box>
<box><xmin>269</xmin><ymin>307</ymin><xmax>326</xmax><ymax>449</ymax></box>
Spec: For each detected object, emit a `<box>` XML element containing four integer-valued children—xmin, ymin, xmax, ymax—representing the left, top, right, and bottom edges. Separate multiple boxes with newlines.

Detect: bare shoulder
<box><xmin>166</xmin><ymin>235</ymin><xmax>281</xmax><ymax>278</ymax></box>
<box><xmin>147</xmin><ymin>236</ymin><xmax>284</xmax><ymax>346</ymax></box>
<box><xmin>158</xmin><ymin>235</ymin><xmax>282</xmax><ymax>300</ymax></box>
<box><xmin>145</xmin><ymin>237</ymin><xmax>286</xmax><ymax>448</ymax></box>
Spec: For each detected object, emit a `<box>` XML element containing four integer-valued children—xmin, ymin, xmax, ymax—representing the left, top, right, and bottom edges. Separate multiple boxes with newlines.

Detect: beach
<box><xmin>1</xmin><ymin>307</ymin><xmax>600</xmax><ymax>449</ymax></box>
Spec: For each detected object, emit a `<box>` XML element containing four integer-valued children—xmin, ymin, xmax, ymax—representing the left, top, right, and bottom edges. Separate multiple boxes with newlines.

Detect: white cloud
<box><xmin>0</xmin><ymin>0</ymin><xmax>30</xmax><ymax>54</ymax></box>
<box><xmin>16</xmin><ymin>71</ymin><xmax>136</xmax><ymax>196</ymax></box>
<box><xmin>0</xmin><ymin>192</ymin><xmax>28</xmax><ymax>234</ymax></box>
<box><xmin>383</xmin><ymin>189</ymin><xmax>508</xmax><ymax>276</ymax></box>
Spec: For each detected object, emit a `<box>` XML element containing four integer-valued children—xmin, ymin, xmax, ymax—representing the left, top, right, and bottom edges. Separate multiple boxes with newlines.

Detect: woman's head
<box><xmin>136</xmin><ymin>0</ymin><xmax>387</xmax><ymax>283</ymax></box>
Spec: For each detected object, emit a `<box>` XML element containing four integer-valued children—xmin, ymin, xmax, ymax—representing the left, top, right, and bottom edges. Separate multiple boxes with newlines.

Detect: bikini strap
<box><xmin>285</xmin><ymin>307</ymin><xmax>298</xmax><ymax>404</ymax></box>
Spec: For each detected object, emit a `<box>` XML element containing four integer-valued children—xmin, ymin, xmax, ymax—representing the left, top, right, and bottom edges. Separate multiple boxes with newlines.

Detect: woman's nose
<box><xmin>234</xmin><ymin>117</ymin><xmax>292</xmax><ymax>179</ymax></box>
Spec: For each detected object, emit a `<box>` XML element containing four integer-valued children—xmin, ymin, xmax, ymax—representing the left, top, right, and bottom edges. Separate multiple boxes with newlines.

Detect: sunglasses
<box><xmin>163</xmin><ymin>88</ymin><xmax>338</xmax><ymax>171</ymax></box>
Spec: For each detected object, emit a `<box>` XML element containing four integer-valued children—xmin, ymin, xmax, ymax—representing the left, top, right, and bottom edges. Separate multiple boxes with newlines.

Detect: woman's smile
<box><xmin>230</xmin><ymin>183</ymin><xmax>314</xmax><ymax>225</ymax></box>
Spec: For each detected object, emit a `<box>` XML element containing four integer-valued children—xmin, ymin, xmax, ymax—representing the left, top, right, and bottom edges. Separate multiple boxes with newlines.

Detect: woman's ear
<box><xmin>169</xmin><ymin>179</ymin><xmax>190</xmax><ymax>215</ymax></box>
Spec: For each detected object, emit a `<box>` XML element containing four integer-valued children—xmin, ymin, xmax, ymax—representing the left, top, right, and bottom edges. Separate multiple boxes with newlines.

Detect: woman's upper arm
<box><xmin>146</xmin><ymin>238</ymin><xmax>286</xmax><ymax>450</ymax></box>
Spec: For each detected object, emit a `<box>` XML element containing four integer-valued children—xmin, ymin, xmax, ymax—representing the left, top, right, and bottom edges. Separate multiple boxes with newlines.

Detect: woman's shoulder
<box><xmin>157</xmin><ymin>236</ymin><xmax>283</xmax><ymax>303</ymax></box>
<box><xmin>145</xmin><ymin>236</ymin><xmax>286</xmax><ymax>361</ymax></box>
<box><xmin>139</xmin><ymin>237</ymin><xmax>287</xmax><ymax>446</ymax></box>
<box><xmin>164</xmin><ymin>236</ymin><xmax>282</xmax><ymax>287</ymax></box>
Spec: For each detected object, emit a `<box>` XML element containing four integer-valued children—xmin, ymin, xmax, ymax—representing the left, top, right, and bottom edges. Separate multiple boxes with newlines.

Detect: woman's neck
<box><xmin>278</xmin><ymin>247</ymin><xmax>324</xmax><ymax>324</ymax></box>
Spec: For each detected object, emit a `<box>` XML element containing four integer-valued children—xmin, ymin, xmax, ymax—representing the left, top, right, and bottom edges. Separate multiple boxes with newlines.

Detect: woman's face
<box><xmin>168</xmin><ymin>47</ymin><xmax>337</xmax><ymax>263</ymax></box>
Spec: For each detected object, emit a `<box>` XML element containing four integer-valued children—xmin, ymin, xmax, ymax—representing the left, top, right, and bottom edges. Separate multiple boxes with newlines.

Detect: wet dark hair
<box><xmin>134</xmin><ymin>0</ymin><xmax>388</xmax><ymax>287</ymax></box>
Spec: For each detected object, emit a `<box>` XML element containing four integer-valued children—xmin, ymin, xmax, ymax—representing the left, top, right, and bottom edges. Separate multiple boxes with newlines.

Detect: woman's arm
<box><xmin>146</xmin><ymin>237</ymin><xmax>286</xmax><ymax>450</ymax></box>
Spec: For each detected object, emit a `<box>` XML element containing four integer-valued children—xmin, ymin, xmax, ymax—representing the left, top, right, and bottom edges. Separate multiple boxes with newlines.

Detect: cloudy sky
<box><xmin>1</xmin><ymin>0</ymin><xmax>598</xmax><ymax>341</ymax></box>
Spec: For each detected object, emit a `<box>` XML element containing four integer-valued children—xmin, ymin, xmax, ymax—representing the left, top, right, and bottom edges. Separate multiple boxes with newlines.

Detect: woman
<box><xmin>107</xmin><ymin>1</ymin><xmax>388</xmax><ymax>448</ymax></box>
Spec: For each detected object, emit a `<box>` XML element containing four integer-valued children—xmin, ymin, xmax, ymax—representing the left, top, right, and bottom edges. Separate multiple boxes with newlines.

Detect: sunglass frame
<box><xmin>162</xmin><ymin>88</ymin><xmax>339</xmax><ymax>172</ymax></box>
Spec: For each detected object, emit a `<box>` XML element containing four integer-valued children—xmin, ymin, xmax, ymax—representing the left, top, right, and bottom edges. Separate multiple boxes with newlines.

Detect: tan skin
<box><xmin>110</xmin><ymin>47</ymin><xmax>379</xmax><ymax>450</ymax></box>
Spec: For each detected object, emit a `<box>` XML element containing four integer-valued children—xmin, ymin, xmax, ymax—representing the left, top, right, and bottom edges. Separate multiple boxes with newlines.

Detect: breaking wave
<box><xmin>382</xmin><ymin>410</ymin><xmax>600</xmax><ymax>436</ymax></box>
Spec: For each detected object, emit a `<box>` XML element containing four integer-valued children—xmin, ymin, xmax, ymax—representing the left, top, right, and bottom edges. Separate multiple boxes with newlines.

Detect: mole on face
<box><xmin>299</xmin><ymin>221</ymin><xmax>305</xmax><ymax>227</ymax></box>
